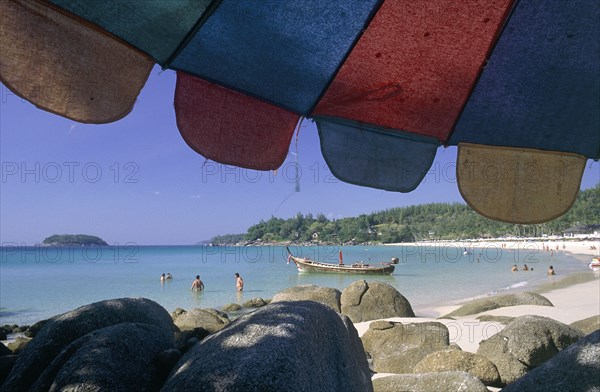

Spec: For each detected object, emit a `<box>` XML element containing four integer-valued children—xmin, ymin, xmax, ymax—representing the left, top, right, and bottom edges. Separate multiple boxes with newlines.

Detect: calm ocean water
<box><xmin>0</xmin><ymin>244</ymin><xmax>593</xmax><ymax>326</ymax></box>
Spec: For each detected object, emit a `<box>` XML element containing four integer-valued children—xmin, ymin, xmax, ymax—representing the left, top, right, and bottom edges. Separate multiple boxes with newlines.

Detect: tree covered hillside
<box><xmin>229</xmin><ymin>184</ymin><xmax>599</xmax><ymax>245</ymax></box>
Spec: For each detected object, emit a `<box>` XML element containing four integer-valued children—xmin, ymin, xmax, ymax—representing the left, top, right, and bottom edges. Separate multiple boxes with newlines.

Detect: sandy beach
<box><xmin>391</xmin><ymin>238</ymin><xmax>600</xmax><ymax>256</ymax></box>
<box><xmin>367</xmin><ymin>238</ymin><xmax>599</xmax><ymax>335</ymax></box>
<box><xmin>360</xmin><ymin>239</ymin><xmax>599</xmax><ymax>385</ymax></box>
<box><xmin>355</xmin><ymin>279</ymin><xmax>599</xmax><ymax>352</ymax></box>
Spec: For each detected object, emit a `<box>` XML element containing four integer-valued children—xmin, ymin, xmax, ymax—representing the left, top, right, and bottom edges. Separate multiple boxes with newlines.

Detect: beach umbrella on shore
<box><xmin>1</xmin><ymin>0</ymin><xmax>598</xmax><ymax>224</ymax></box>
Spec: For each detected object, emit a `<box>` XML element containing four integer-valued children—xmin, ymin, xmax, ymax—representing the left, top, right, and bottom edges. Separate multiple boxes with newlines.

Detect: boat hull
<box><xmin>290</xmin><ymin>256</ymin><xmax>395</xmax><ymax>275</ymax></box>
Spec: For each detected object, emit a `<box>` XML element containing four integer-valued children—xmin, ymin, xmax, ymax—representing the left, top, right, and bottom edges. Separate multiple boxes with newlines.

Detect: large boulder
<box><xmin>24</xmin><ymin>319</ymin><xmax>48</xmax><ymax>338</ymax></box>
<box><xmin>0</xmin><ymin>355</ymin><xmax>18</xmax><ymax>386</ymax></box>
<box><xmin>477</xmin><ymin>315</ymin><xmax>584</xmax><ymax>385</ymax></box>
<box><xmin>31</xmin><ymin>322</ymin><xmax>175</xmax><ymax>391</ymax></box>
<box><xmin>444</xmin><ymin>292</ymin><xmax>553</xmax><ymax>317</ymax></box>
<box><xmin>271</xmin><ymin>285</ymin><xmax>341</xmax><ymax>312</ymax></box>
<box><xmin>162</xmin><ymin>301</ymin><xmax>373</xmax><ymax>392</ymax></box>
<box><xmin>174</xmin><ymin>328</ymin><xmax>211</xmax><ymax>351</ymax></box>
<box><xmin>502</xmin><ymin>330</ymin><xmax>600</xmax><ymax>392</ymax></box>
<box><xmin>6</xmin><ymin>337</ymin><xmax>30</xmax><ymax>354</ymax></box>
<box><xmin>0</xmin><ymin>325</ymin><xmax>10</xmax><ymax>340</ymax></box>
<box><xmin>171</xmin><ymin>307</ymin><xmax>187</xmax><ymax>319</ymax></box>
<box><xmin>2</xmin><ymin>297</ymin><xmax>177</xmax><ymax>392</ymax></box>
<box><xmin>373</xmin><ymin>371</ymin><xmax>488</xmax><ymax>392</ymax></box>
<box><xmin>0</xmin><ymin>343</ymin><xmax>11</xmax><ymax>357</ymax></box>
<box><xmin>570</xmin><ymin>315</ymin><xmax>600</xmax><ymax>335</ymax></box>
<box><xmin>341</xmin><ymin>280</ymin><xmax>414</xmax><ymax>322</ymax></box>
<box><xmin>221</xmin><ymin>303</ymin><xmax>242</xmax><ymax>312</ymax></box>
<box><xmin>242</xmin><ymin>297</ymin><xmax>268</xmax><ymax>308</ymax></box>
<box><xmin>361</xmin><ymin>320</ymin><xmax>449</xmax><ymax>373</ymax></box>
<box><xmin>173</xmin><ymin>308</ymin><xmax>230</xmax><ymax>334</ymax></box>
<box><xmin>413</xmin><ymin>349</ymin><xmax>501</xmax><ymax>386</ymax></box>
<box><xmin>476</xmin><ymin>315</ymin><xmax>515</xmax><ymax>325</ymax></box>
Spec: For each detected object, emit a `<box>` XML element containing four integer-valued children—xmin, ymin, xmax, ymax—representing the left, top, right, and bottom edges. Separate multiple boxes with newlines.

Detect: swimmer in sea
<box><xmin>191</xmin><ymin>275</ymin><xmax>204</xmax><ymax>291</ymax></box>
<box><xmin>235</xmin><ymin>273</ymin><xmax>244</xmax><ymax>292</ymax></box>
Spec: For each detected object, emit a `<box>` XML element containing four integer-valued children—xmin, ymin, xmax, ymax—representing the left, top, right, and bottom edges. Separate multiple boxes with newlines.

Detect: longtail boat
<box><xmin>286</xmin><ymin>248</ymin><xmax>397</xmax><ymax>275</ymax></box>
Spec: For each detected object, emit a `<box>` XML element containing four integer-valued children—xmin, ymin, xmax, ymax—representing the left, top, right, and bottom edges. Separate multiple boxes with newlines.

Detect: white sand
<box><xmin>357</xmin><ymin>264</ymin><xmax>599</xmax><ymax>386</ymax></box>
<box><xmin>357</xmin><ymin>240</ymin><xmax>599</xmax><ymax>355</ymax></box>
<box><xmin>389</xmin><ymin>238</ymin><xmax>600</xmax><ymax>257</ymax></box>
<box><xmin>359</xmin><ymin>276</ymin><xmax>598</xmax><ymax>387</ymax></box>
<box><xmin>478</xmin><ymin>279</ymin><xmax>600</xmax><ymax>324</ymax></box>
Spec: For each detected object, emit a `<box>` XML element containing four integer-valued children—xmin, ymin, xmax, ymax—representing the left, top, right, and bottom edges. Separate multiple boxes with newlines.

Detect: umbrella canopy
<box><xmin>1</xmin><ymin>0</ymin><xmax>598</xmax><ymax>224</ymax></box>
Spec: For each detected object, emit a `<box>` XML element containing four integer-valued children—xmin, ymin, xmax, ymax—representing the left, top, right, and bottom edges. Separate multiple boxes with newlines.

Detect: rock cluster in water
<box><xmin>0</xmin><ymin>282</ymin><xmax>597</xmax><ymax>391</ymax></box>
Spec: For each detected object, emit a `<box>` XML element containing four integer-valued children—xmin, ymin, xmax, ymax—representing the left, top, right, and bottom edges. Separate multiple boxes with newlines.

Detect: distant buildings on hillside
<box><xmin>563</xmin><ymin>224</ymin><xmax>600</xmax><ymax>239</ymax></box>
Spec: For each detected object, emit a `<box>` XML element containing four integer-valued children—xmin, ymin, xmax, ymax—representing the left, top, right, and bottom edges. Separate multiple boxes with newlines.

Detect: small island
<box><xmin>42</xmin><ymin>234</ymin><xmax>108</xmax><ymax>246</ymax></box>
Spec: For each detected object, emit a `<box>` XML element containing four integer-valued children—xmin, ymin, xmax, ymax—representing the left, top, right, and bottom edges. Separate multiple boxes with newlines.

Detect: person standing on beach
<box><xmin>191</xmin><ymin>275</ymin><xmax>204</xmax><ymax>291</ymax></box>
<box><xmin>235</xmin><ymin>273</ymin><xmax>244</xmax><ymax>292</ymax></box>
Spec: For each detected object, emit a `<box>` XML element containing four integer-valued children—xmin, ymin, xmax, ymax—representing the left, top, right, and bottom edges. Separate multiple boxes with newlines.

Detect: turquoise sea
<box><xmin>0</xmin><ymin>244</ymin><xmax>594</xmax><ymax>326</ymax></box>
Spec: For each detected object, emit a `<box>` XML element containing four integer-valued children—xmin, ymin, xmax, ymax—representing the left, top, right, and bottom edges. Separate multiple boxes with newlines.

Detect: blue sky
<box><xmin>1</xmin><ymin>67</ymin><xmax>598</xmax><ymax>245</ymax></box>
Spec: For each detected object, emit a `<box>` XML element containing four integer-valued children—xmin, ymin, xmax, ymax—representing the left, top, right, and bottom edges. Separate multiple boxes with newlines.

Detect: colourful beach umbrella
<box><xmin>1</xmin><ymin>0</ymin><xmax>598</xmax><ymax>223</ymax></box>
